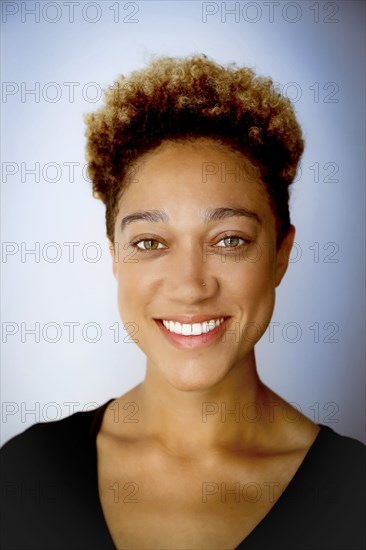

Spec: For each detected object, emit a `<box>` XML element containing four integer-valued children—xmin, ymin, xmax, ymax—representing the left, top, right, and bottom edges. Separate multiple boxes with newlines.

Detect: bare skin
<box><xmin>96</xmin><ymin>139</ymin><xmax>320</xmax><ymax>549</ymax></box>
<box><xmin>97</xmin><ymin>386</ymin><xmax>319</xmax><ymax>550</ymax></box>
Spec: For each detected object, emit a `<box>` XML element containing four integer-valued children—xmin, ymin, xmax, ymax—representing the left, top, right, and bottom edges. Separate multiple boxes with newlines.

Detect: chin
<box><xmin>162</xmin><ymin>363</ymin><xmax>229</xmax><ymax>393</ymax></box>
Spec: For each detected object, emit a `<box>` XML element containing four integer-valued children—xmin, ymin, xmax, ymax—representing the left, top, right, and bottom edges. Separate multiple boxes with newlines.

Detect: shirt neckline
<box><xmin>88</xmin><ymin>398</ymin><xmax>328</xmax><ymax>550</ymax></box>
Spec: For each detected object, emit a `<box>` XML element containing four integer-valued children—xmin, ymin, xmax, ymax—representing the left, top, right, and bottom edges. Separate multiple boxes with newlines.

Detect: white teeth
<box><xmin>173</xmin><ymin>322</ymin><xmax>182</xmax><ymax>334</ymax></box>
<box><xmin>182</xmin><ymin>324</ymin><xmax>191</xmax><ymax>336</ymax></box>
<box><xmin>162</xmin><ymin>318</ymin><xmax>225</xmax><ymax>336</ymax></box>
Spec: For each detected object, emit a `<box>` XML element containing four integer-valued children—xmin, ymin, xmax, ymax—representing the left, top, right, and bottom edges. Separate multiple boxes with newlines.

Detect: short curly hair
<box><xmin>84</xmin><ymin>54</ymin><xmax>304</xmax><ymax>247</ymax></box>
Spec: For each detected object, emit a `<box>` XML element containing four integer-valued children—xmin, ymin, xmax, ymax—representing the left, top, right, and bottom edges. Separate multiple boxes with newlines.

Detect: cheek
<box><xmin>115</xmin><ymin>269</ymin><xmax>136</xmax><ymax>324</ymax></box>
<box><xmin>230</xmin><ymin>255</ymin><xmax>276</xmax><ymax>327</ymax></box>
<box><xmin>115</xmin><ymin>264</ymin><xmax>157</xmax><ymax>324</ymax></box>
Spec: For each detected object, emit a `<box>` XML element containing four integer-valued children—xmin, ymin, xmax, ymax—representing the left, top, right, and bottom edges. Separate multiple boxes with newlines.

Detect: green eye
<box><xmin>130</xmin><ymin>235</ymin><xmax>249</xmax><ymax>253</ymax></box>
<box><xmin>136</xmin><ymin>239</ymin><xmax>162</xmax><ymax>251</ymax></box>
<box><xmin>216</xmin><ymin>236</ymin><xmax>245</xmax><ymax>248</ymax></box>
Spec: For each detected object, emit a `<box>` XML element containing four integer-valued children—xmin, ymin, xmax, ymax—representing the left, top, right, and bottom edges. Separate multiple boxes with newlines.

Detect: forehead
<box><xmin>135</xmin><ymin>138</ymin><xmax>261</xmax><ymax>183</ymax></box>
<box><xmin>118</xmin><ymin>138</ymin><xmax>273</xmax><ymax>223</ymax></box>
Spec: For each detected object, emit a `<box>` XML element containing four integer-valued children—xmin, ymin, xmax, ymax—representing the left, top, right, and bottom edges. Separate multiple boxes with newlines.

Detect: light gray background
<box><xmin>1</xmin><ymin>0</ymin><xmax>365</xmax><ymax>444</ymax></box>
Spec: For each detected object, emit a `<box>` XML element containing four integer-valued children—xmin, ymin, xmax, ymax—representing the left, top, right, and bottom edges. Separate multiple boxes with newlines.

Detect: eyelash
<box><xmin>129</xmin><ymin>234</ymin><xmax>251</xmax><ymax>253</ymax></box>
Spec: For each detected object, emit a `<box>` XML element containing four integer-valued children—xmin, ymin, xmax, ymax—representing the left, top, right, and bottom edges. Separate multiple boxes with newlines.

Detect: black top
<box><xmin>1</xmin><ymin>399</ymin><xmax>365</xmax><ymax>550</ymax></box>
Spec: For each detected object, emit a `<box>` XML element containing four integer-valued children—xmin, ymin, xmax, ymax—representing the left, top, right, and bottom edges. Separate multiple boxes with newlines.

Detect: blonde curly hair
<box><xmin>84</xmin><ymin>54</ymin><xmax>304</xmax><ymax>246</ymax></box>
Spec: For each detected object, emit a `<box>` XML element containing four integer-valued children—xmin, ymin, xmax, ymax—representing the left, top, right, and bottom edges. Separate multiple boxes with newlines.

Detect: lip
<box><xmin>154</xmin><ymin>317</ymin><xmax>231</xmax><ymax>349</ymax></box>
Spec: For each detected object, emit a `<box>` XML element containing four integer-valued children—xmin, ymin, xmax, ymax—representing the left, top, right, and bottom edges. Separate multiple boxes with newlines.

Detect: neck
<box><xmin>135</xmin><ymin>351</ymin><xmax>270</xmax><ymax>457</ymax></box>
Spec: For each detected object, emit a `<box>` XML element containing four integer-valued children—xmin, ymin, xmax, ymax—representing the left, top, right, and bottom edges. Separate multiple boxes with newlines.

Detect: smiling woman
<box><xmin>1</xmin><ymin>54</ymin><xmax>365</xmax><ymax>550</ymax></box>
<box><xmin>107</xmin><ymin>138</ymin><xmax>291</xmax><ymax>393</ymax></box>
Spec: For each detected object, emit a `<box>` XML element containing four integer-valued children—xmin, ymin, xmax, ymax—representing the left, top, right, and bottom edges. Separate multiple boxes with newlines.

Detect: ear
<box><xmin>274</xmin><ymin>225</ymin><xmax>296</xmax><ymax>287</ymax></box>
<box><xmin>107</xmin><ymin>238</ymin><xmax>118</xmax><ymax>279</ymax></box>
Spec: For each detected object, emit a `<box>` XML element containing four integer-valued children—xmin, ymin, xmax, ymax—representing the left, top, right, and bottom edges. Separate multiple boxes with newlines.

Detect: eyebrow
<box><xmin>120</xmin><ymin>207</ymin><xmax>261</xmax><ymax>231</ymax></box>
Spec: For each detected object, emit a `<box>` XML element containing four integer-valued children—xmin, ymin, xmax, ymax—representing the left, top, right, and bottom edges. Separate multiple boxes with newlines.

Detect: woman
<box><xmin>1</xmin><ymin>54</ymin><xmax>364</xmax><ymax>550</ymax></box>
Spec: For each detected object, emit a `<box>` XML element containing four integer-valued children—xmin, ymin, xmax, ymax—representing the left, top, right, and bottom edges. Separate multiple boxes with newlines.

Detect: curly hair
<box><xmin>84</xmin><ymin>54</ymin><xmax>304</xmax><ymax>247</ymax></box>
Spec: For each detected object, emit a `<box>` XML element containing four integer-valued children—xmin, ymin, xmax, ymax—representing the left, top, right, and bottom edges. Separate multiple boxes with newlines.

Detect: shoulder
<box><xmin>0</xmin><ymin>399</ymin><xmax>113</xmax><ymax>477</ymax></box>
<box><xmin>301</xmin><ymin>425</ymin><xmax>365</xmax><ymax>524</ymax></box>
<box><xmin>0</xmin><ymin>399</ymin><xmax>114</xmax><ymax>550</ymax></box>
<box><xmin>250</xmin><ymin>426</ymin><xmax>366</xmax><ymax>550</ymax></box>
<box><xmin>2</xmin><ymin>409</ymin><xmax>86</xmax><ymax>459</ymax></box>
<box><xmin>304</xmin><ymin>424</ymin><xmax>365</xmax><ymax>485</ymax></box>
<box><xmin>313</xmin><ymin>424</ymin><xmax>365</xmax><ymax>470</ymax></box>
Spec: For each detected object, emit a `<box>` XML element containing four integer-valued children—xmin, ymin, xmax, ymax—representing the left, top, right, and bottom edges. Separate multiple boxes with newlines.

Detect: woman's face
<box><xmin>110</xmin><ymin>139</ymin><xmax>294</xmax><ymax>391</ymax></box>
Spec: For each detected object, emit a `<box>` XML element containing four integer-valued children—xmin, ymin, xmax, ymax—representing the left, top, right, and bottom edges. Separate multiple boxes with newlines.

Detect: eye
<box><xmin>215</xmin><ymin>235</ymin><xmax>247</xmax><ymax>249</ymax></box>
<box><xmin>132</xmin><ymin>239</ymin><xmax>166</xmax><ymax>251</ymax></box>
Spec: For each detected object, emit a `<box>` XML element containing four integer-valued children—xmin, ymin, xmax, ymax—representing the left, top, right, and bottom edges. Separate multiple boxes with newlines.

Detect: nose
<box><xmin>164</xmin><ymin>242</ymin><xmax>217</xmax><ymax>303</ymax></box>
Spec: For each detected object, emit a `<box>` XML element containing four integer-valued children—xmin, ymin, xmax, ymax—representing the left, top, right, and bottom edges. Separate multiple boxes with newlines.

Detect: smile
<box><xmin>162</xmin><ymin>318</ymin><xmax>225</xmax><ymax>336</ymax></box>
<box><xmin>154</xmin><ymin>316</ymin><xmax>231</xmax><ymax>350</ymax></box>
